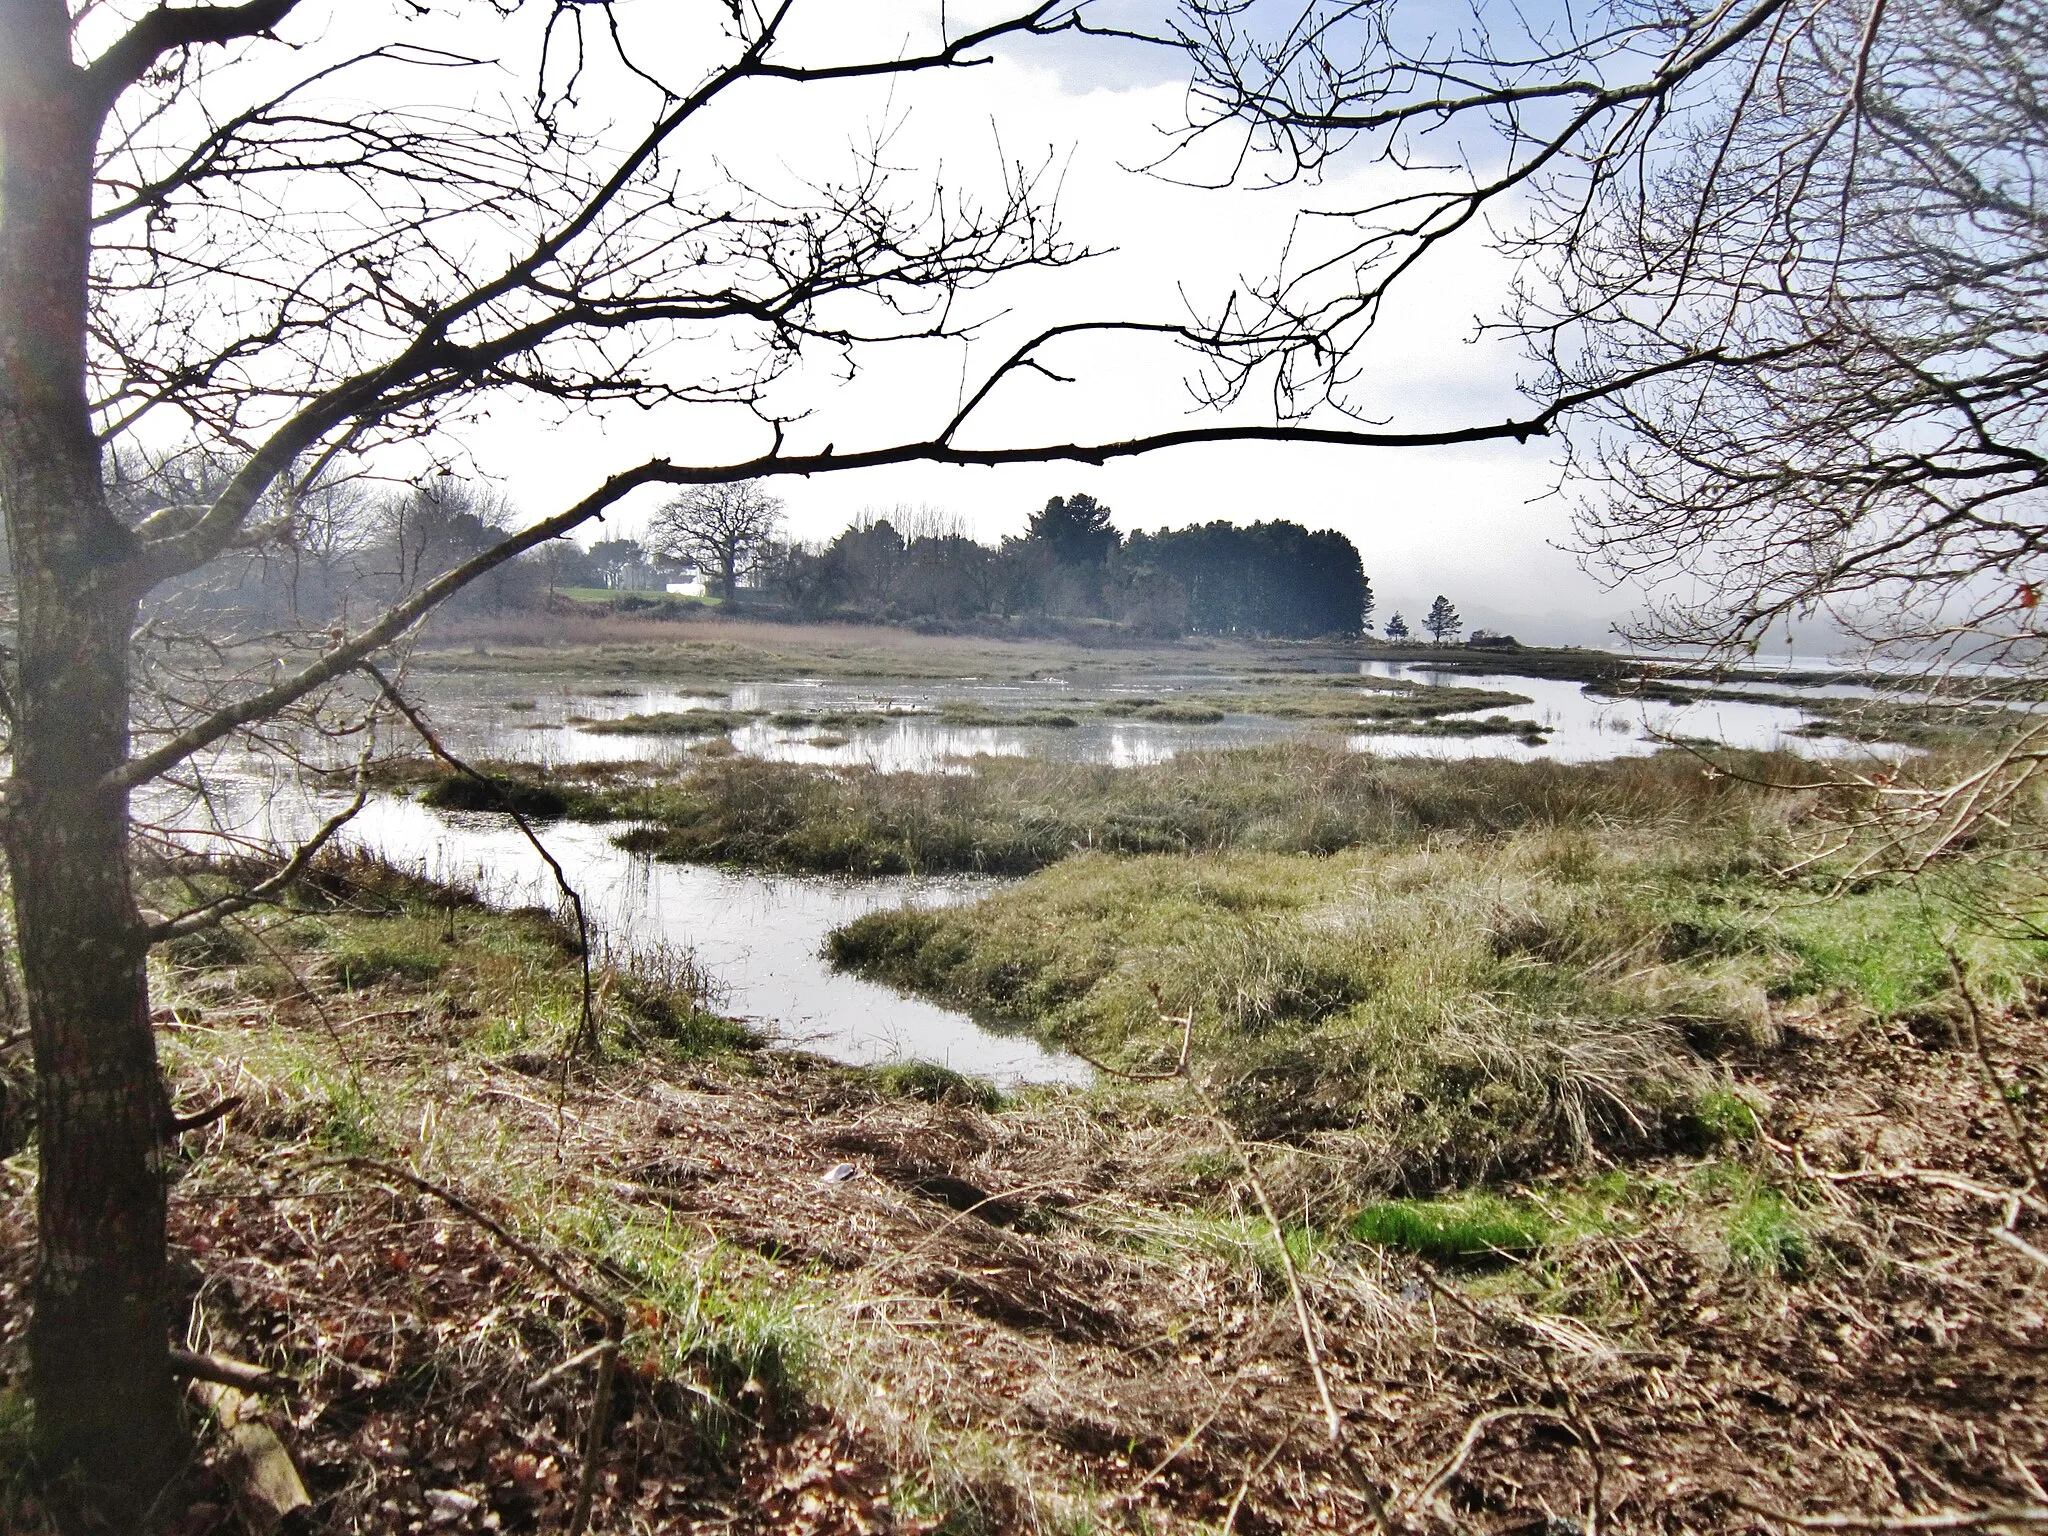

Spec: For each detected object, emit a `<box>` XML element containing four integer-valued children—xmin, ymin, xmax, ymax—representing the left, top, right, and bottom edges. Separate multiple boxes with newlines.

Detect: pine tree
<box><xmin>1424</xmin><ymin>595</ymin><xmax>1464</xmax><ymax>643</ymax></box>
<box><xmin>1025</xmin><ymin>493</ymin><xmax>1120</xmax><ymax>566</ymax></box>
<box><xmin>1384</xmin><ymin>612</ymin><xmax>1410</xmax><ymax>641</ymax></box>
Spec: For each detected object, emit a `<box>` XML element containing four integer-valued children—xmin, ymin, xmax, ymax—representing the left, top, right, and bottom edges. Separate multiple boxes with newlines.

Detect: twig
<box><xmin>1070</xmin><ymin>988</ymin><xmax>1196</xmax><ymax>1081</ymax></box>
<box><xmin>1214</xmin><ymin>1117</ymin><xmax>1342</xmax><ymax>1444</ymax></box>
<box><xmin>361</xmin><ymin>661</ymin><xmax>598</xmax><ymax>1060</ymax></box>
<box><xmin>1542</xmin><ymin>1351</ymin><xmax>1607</xmax><ymax>1536</ymax></box>
<box><xmin>146</xmin><ymin>728</ymin><xmax>376</xmax><ymax>942</ymax></box>
<box><xmin>232</xmin><ymin>913</ymin><xmax>355</xmax><ymax>1074</ymax></box>
<box><xmin>333</xmin><ymin>1155</ymin><xmax>620</xmax><ymax>1321</ymax></box>
<box><xmin>1944</xmin><ymin>946</ymin><xmax>2045</xmax><ymax>1190</ymax></box>
<box><xmin>1991</xmin><ymin>1227</ymin><xmax>2048</xmax><ymax>1271</ymax></box>
<box><xmin>1129</xmin><ymin>1396</ymin><xmax>1234</xmax><ymax>1498</ymax></box>
<box><xmin>1769</xmin><ymin>1147</ymin><xmax>2046</xmax><ymax>1212</ymax></box>
<box><xmin>334</xmin><ymin>1156</ymin><xmax>626</xmax><ymax>1536</ymax></box>
<box><xmin>567</xmin><ymin>1337</ymin><xmax>621</xmax><ymax>1536</ymax></box>
<box><xmin>340</xmin><ymin>1005</ymin><xmax>426</xmax><ymax>1029</ymax></box>
<box><xmin>1742</xmin><ymin>1504</ymin><xmax>2048</xmax><ymax>1531</ymax></box>
<box><xmin>1409</xmin><ymin>1407</ymin><xmax>1568</xmax><ymax>1513</ymax></box>
<box><xmin>1221</xmin><ymin>1437</ymin><xmax>1289</xmax><ymax>1536</ymax></box>
<box><xmin>170</xmin><ymin>1094</ymin><xmax>245</xmax><ymax>1134</ymax></box>
<box><xmin>530</xmin><ymin>1339</ymin><xmax>614</xmax><ymax>1394</ymax></box>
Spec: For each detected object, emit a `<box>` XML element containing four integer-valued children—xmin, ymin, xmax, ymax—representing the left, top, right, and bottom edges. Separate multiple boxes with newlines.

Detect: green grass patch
<box><xmin>1726</xmin><ymin>1188</ymin><xmax>1811</xmax><ymax>1278</ymax></box>
<box><xmin>327</xmin><ymin>919</ymin><xmax>452</xmax><ymax>988</ymax></box>
<box><xmin>1768</xmin><ymin>885</ymin><xmax>1952</xmax><ymax>1015</ymax></box>
<box><xmin>598</xmin><ymin>742</ymin><xmax>1798</xmax><ymax>876</ymax></box>
<box><xmin>313</xmin><ymin>1073</ymin><xmax>384</xmax><ymax>1156</ymax></box>
<box><xmin>1350</xmin><ymin>1193</ymin><xmax>1553</xmax><ymax>1261</ymax></box>
<box><xmin>828</xmin><ymin>837</ymin><xmax>1745</xmax><ymax>1171</ymax></box>
<box><xmin>1693</xmin><ymin>1086</ymin><xmax>1764</xmax><ymax>1143</ymax></box>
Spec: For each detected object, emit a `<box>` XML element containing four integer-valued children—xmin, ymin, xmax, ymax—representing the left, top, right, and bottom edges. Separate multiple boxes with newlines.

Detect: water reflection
<box><xmin>404</xmin><ymin>663</ymin><xmax>1893</xmax><ymax>773</ymax></box>
<box><xmin>1350</xmin><ymin>662</ymin><xmax>1889</xmax><ymax>763</ymax></box>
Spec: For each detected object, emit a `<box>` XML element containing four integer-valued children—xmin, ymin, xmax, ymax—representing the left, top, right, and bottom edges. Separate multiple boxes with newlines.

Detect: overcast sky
<box><xmin>145</xmin><ymin>2</ymin><xmax>1647</xmax><ymax>644</ymax></box>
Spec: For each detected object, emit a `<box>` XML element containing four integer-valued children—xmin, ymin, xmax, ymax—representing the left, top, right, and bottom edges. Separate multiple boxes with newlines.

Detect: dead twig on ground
<box><xmin>1213</xmin><ymin>1116</ymin><xmax>1341</xmax><ymax>1444</ymax></box>
<box><xmin>170</xmin><ymin>1094</ymin><xmax>245</xmax><ymax>1135</ymax></box>
<box><xmin>1992</xmin><ymin>1227</ymin><xmax>2048</xmax><ymax>1271</ymax></box>
<box><xmin>1221</xmin><ymin>1437</ymin><xmax>1289</xmax><ymax>1536</ymax></box>
<box><xmin>1743</xmin><ymin>1504</ymin><xmax>2048</xmax><ymax>1530</ymax></box>
<box><xmin>530</xmin><ymin>1339</ymin><xmax>615</xmax><ymax>1394</ymax></box>
<box><xmin>1945</xmin><ymin>947</ymin><xmax>2045</xmax><ymax>1191</ymax></box>
<box><xmin>1408</xmin><ymin>1407</ymin><xmax>1571</xmax><ymax>1516</ymax></box>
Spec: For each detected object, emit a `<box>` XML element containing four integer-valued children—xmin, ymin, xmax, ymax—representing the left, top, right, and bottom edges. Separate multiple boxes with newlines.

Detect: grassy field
<box><xmin>823</xmin><ymin>756</ymin><xmax>2035</xmax><ymax>1191</ymax></box>
<box><xmin>4</xmin><ymin>764</ymin><xmax>2042</xmax><ymax>1531</ymax></box>
<box><xmin>9</xmin><ymin>615</ymin><xmax>2048</xmax><ymax>1528</ymax></box>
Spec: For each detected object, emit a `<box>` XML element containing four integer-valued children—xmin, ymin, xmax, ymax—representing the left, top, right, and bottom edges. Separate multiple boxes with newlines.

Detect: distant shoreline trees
<box><xmin>139</xmin><ymin>464</ymin><xmax>1447</xmax><ymax>645</ymax></box>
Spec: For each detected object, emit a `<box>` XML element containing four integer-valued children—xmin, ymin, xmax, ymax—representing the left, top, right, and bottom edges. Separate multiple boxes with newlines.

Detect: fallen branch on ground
<box><xmin>170</xmin><ymin>1347</ymin><xmax>293</xmax><ymax>1395</ymax></box>
<box><xmin>1743</xmin><ymin>1504</ymin><xmax>2048</xmax><ymax>1530</ymax></box>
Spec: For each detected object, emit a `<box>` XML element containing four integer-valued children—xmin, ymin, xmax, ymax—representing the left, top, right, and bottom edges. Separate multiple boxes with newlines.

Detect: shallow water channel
<box><xmin>200</xmin><ymin>781</ymin><xmax>1090</xmax><ymax>1087</ymax></box>
<box><xmin>172</xmin><ymin>658</ymin><xmax>1897</xmax><ymax>1086</ymax></box>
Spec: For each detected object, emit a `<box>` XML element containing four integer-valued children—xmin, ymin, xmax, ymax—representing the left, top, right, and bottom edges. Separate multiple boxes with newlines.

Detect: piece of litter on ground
<box><xmin>819</xmin><ymin>1162</ymin><xmax>859</xmax><ymax>1185</ymax></box>
<box><xmin>426</xmin><ymin>1488</ymin><xmax>481</xmax><ymax>1525</ymax></box>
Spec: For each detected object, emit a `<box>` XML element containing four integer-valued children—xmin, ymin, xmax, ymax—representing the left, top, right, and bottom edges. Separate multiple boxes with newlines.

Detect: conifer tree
<box><xmin>1424</xmin><ymin>595</ymin><xmax>1464</xmax><ymax>644</ymax></box>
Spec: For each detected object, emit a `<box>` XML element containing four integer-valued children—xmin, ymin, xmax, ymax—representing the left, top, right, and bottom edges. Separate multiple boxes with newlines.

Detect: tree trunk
<box><xmin>720</xmin><ymin>549</ymin><xmax>739</xmax><ymax>603</ymax></box>
<box><xmin>0</xmin><ymin>1</ymin><xmax>182</xmax><ymax>1510</ymax></box>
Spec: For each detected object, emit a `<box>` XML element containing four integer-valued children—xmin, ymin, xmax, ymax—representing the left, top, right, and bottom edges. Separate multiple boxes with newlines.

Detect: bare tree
<box><xmin>647</xmin><ymin>480</ymin><xmax>783</xmax><ymax>602</ymax></box>
<box><xmin>0</xmin><ymin>0</ymin><xmax>1676</xmax><ymax>1509</ymax></box>
<box><xmin>1167</xmin><ymin>0</ymin><xmax>2048</xmax><ymax>670</ymax></box>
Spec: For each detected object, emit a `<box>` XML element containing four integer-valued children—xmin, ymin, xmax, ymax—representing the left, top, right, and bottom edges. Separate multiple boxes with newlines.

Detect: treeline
<box><xmin>115</xmin><ymin>453</ymin><xmax>1373</xmax><ymax>639</ymax></box>
<box><xmin>114</xmin><ymin>461</ymin><xmax>563</xmax><ymax>629</ymax></box>
<box><xmin>755</xmin><ymin>494</ymin><xmax>1374</xmax><ymax>637</ymax></box>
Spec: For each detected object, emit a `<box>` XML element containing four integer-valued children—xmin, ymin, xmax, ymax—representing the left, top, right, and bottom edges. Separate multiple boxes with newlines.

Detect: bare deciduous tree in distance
<box><xmin>0</xmin><ymin>0</ymin><xmax>1664</xmax><ymax>1510</ymax></box>
<box><xmin>648</xmin><ymin>481</ymin><xmax>784</xmax><ymax>603</ymax></box>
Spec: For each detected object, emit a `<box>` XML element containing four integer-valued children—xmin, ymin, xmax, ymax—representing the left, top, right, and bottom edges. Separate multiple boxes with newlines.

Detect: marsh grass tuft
<box><xmin>872</xmin><ymin>1060</ymin><xmax>1003</xmax><ymax>1111</ymax></box>
<box><xmin>578</xmin><ymin>709</ymin><xmax>759</xmax><ymax>736</ymax></box>
<box><xmin>590</xmin><ymin>742</ymin><xmax>1801</xmax><ymax>875</ymax></box>
<box><xmin>605</xmin><ymin>940</ymin><xmax>756</xmax><ymax>1059</ymax></box>
<box><xmin>419</xmin><ymin>774</ymin><xmax>574</xmax><ymax>818</ymax></box>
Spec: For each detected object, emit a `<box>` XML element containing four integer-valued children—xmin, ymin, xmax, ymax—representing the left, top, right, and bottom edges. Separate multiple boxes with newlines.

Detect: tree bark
<box><xmin>0</xmin><ymin>0</ymin><xmax>181</xmax><ymax>1510</ymax></box>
